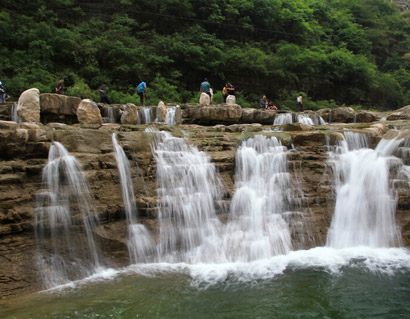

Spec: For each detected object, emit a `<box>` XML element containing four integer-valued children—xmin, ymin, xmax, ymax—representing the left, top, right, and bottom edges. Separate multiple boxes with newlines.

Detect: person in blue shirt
<box><xmin>200</xmin><ymin>78</ymin><xmax>211</xmax><ymax>98</ymax></box>
<box><xmin>137</xmin><ymin>81</ymin><xmax>147</xmax><ymax>106</ymax></box>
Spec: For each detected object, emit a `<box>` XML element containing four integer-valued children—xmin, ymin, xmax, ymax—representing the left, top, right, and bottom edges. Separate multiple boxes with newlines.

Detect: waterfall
<box><xmin>107</xmin><ymin>107</ymin><xmax>116</xmax><ymax>123</ymax></box>
<box><xmin>312</xmin><ymin>115</ymin><xmax>326</xmax><ymax>125</ymax></box>
<box><xmin>142</xmin><ymin>107</ymin><xmax>152</xmax><ymax>124</ymax></box>
<box><xmin>11</xmin><ymin>103</ymin><xmax>20</xmax><ymax>123</ymax></box>
<box><xmin>149</xmin><ymin>130</ymin><xmax>223</xmax><ymax>263</ymax></box>
<box><xmin>112</xmin><ymin>134</ymin><xmax>154</xmax><ymax>263</ymax></box>
<box><xmin>273</xmin><ymin>113</ymin><xmax>293</xmax><ymax>125</ymax></box>
<box><xmin>326</xmin><ymin>133</ymin><xmax>403</xmax><ymax>248</ymax></box>
<box><xmin>34</xmin><ymin>142</ymin><xmax>100</xmax><ymax>287</ymax></box>
<box><xmin>297</xmin><ymin>115</ymin><xmax>314</xmax><ymax>125</ymax></box>
<box><xmin>165</xmin><ymin>106</ymin><xmax>177</xmax><ymax>125</ymax></box>
<box><xmin>221</xmin><ymin>135</ymin><xmax>293</xmax><ymax>261</ymax></box>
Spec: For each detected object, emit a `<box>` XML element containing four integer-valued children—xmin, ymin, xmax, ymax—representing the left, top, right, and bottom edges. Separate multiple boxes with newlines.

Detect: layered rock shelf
<box><xmin>0</xmin><ymin>98</ymin><xmax>409</xmax><ymax>299</ymax></box>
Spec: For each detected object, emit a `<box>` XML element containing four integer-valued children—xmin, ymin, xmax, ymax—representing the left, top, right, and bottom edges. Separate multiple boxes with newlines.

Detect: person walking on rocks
<box><xmin>99</xmin><ymin>82</ymin><xmax>110</xmax><ymax>104</ymax></box>
<box><xmin>297</xmin><ymin>94</ymin><xmax>303</xmax><ymax>111</ymax></box>
<box><xmin>55</xmin><ymin>78</ymin><xmax>65</xmax><ymax>95</ymax></box>
<box><xmin>137</xmin><ymin>81</ymin><xmax>147</xmax><ymax>106</ymax></box>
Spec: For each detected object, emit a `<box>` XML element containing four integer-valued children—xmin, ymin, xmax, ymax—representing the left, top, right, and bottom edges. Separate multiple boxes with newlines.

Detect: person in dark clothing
<box><xmin>260</xmin><ymin>95</ymin><xmax>268</xmax><ymax>109</ymax></box>
<box><xmin>99</xmin><ymin>83</ymin><xmax>110</xmax><ymax>104</ymax></box>
<box><xmin>226</xmin><ymin>82</ymin><xmax>235</xmax><ymax>96</ymax></box>
<box><xmin>55</xmin><ymin>78</ymin><xmax>65</xmax><ymax>94</ymax></box>
<box><xmin>0</xmin><ymin>85</ymin><xmax>9</xmax><ymax>102</ymax></box>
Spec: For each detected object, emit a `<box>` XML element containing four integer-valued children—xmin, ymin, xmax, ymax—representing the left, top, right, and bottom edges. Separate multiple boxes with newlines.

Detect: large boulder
<box><xmin>120</xmin><ymin>103</ymin><xmax>139</xmax><ymax>125</ymax></box>
<box><xmin>40</xmin><ymin>93</ymin><xmax>81</xmax><ymax>116</ymax></box>
<box><xmin>386</xmin><ymin>105</ymin><xmax>410</xmax><ymax>121</ymax></box>
<box><xmin>185</xmin><ymin>104</ymin><xmax>243</xmax><ymax>125</ymax></box>
<box><xmin>17</xmin><ymin>88</ymin><xmax>40</xmax><ymax>123</ymax></box>
<box><xmin>77</xmin><ymin>99</ymin><xmax>102</xmax><ymax>124</ymax></box>
<box><xmin>254</xmin><ymin>109</ymin><xmax>276</xmax><ymax>125</ymax></box>
<box><xmin>199</xmin><ymin>93</ymin><xmax>211</xmax><ymax>106</ymax></box>
<box><xmin>156</xmin><ymin>101</ymin><xmax>167</xmax><ymax>122</ymax></box>
<box><xmin>330</xmin><ymin>107</ymin><xmax>356</xmax><ymax>123</ymax></box>
<box><xmin>226</xmin><ymin>95</ymin><xmax>236</xmax><ymax>105</ymax></box>
<box><xmin>241</xmin><ymin>108</ymin><xmax>257</xmax><ymax>123</ymax></box>
<box><xmin>355</xmin><ymin>110</ymin><xmax>379</xmax><ymax>123</ymax></box>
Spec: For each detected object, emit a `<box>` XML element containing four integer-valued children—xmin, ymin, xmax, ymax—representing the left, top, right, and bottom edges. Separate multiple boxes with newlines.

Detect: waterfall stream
<box><xmin>326</xmin><ymin>132</ymin><xmax>403</xmax><ymax>248</ymax></box>
<box><xmin>112</xmin><ymin>134</ymin><xmax>154</xmax><ymax>262</ymax></box>
<box><xmin>150</xmin><ymin>130</ymin><xmax>224</xmax><ymax>263</ymax></box>
<box><xmin>221</xmin><ymin>135</ymin><xmax>293</xmax><ymax>261</ymax></box>
<box><xmin>34</xmin><ymin>142</ymin><xmax>101</xmax><ymax>287</ymax></box>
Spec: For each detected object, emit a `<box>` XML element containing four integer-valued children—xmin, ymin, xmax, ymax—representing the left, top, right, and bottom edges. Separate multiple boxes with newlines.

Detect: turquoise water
<box><xmin>1</xmin><ymin>248</ymin><xmax>410</xmax><ymax>319</ymax></box>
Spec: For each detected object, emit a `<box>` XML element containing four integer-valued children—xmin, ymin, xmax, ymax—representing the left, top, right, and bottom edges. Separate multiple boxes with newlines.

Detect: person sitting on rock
<box><xmin>267</xmin><ymin>100</ymin><xmax>278</xmax><ymax>110</ymax></box>
<box><xmin>260</xmin><ymin>95</ymin><xmax>268</xmax><ymax>109</ymax></box>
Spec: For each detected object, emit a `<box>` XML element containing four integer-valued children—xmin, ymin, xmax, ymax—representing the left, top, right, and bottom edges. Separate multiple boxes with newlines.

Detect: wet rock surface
<box><xmin>0</xmin><ymin>106</ymin><xmax>409</xmax><ymax>299</ymax></box>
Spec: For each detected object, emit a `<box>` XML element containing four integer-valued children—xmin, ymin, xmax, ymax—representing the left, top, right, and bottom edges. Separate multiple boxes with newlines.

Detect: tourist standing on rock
<box><xmin>137</xmin><ymin>81</ymin><xmax>147</xmax><ymax>106</ymax></box>
<box><xmin>55</xmin><ymin>78</ymin><xmax>65</xmax><ymax>95</ymax></box>
<box><xmin>227</xmin><ymin>82</ymin><xmax>235</xmax><ymax>96</ymax></box>
<box><xmin>200</xmin><ymin>78</ymin><xmax>211</xmax><ymax>98</ymax></box>
<box><xmin>297</xmin><ymin>94</ymin><xmax>303</xmax><ymax>111</ymax></box>
<box><xmin>260</xmin><ymin>95</ymin><xmax>268</xmax><ymax>109</ymax></box>
<box><xmin>222</xmin><ymin>83</ymin><xmax>228</xmax><ymax>103</ymax></box>
<box><xmin>99</xmin><ymin>83</ymin><xmax>110</xmax><ymax>104</ymax></box>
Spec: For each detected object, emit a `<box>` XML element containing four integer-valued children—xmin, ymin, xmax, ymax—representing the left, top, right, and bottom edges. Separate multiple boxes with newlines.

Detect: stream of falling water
<box><xmin>112</xmin><ymin>134</ymin><xmax>155</xmax><ymax>263</ymax></box>
<box><xmin>34</xmin><ymin>142</ymin><xmax>101</xmax><ymax>288</ymax></box>
<box><xmin>221</xmin><ymin>135</ymin><xmax>293</xmax><ymax>261</ymax></box>
<box><xmin>326</xmin><ymin>132</ymin><xmax>403</xmax><ymax>248</ymax></box>
<box><xmin>150</xmin><ymin>130</ymin><xmax>224</xmax><ymax>263</ymax></box>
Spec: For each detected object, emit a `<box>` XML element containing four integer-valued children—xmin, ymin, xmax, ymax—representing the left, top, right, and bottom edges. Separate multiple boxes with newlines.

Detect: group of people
<box><xmin>200</xmin><ymin>78</ymin><xmax>236</xmax><ymax>104</ymax></box>
<box><xmin>54</xmin><ymin>78</ymin><xmax>148</xmax><ymax>106</ymax></box>
<box><xmin>260</xmin><ymin>95</ymin><xmax>278</xmax><ymax>110</ymax></box>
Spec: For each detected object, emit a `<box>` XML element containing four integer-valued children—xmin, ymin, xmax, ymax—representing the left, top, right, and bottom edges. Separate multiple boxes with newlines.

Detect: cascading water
<box><xmin>326</xmin><ymin>132</ymin><xmax>403</xmax><ymax>248</ymax></box>
<box><xmin>221</xmin><ymin>135</ymin><xmax>294</xmax><ymax>261</ymax></box>
<box><xmin>34</xmin><ymin>142</ymin><xmax>101</xmax><ymax>287</ymax></box>
<box><xmin>297</xmin><ymin>115</ymin><xmax>314</xmax><ymax>125</ymax></box>
<box><xmin>11</xmin><ymin>103</ymin><xmax>20</xmax><ymax>123</ymax></box>
<box><xmin>149</xmin><ymin>130</ymin><xmax>224</xmax><ymax>263</ymax></box>
<box><xmin>112</xmin><ymin>134</ymin><xmax>155</xmax><ymax>263</ymax></box>
<box><xmin>142</xmin><ymin>107</ymin><xmax>152</xmax><ymax>124</ymax></box>
<box><xmin>107</xmin><ymin>107</ymin><xmax>116</xmax><ymax>123</ymax></box>
<box><xmin>273</xmin><ymin>113</ymin><xmax>293</xmax><ymax>125</ymax></box>
<box><xmin>165</xmin><ymin>106</ymin><xmax>177</xmax><ymax>125</ymax></box>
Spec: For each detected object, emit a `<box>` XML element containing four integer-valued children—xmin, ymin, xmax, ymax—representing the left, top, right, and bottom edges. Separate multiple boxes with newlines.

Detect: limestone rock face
<box><xmin>330</xmin><ymin>107</ymin><xmax>356</xmax><ymax>123</ymax></box>
<box><xmin>282</xmin><ymin>122</ymin><xmax>314</xmax><ymax>131</ymax></box>
<box><xmin>77</xmin><ymin>99</ymin><xmax>102</xmax><ymax>124</ymax></box>
<box><xmin>199</xmin><ymin>92</ymin><xmax>211</xmax><ymax>106</ymax></box>
<box><xmin>120</xmin><ymin>103</ymin><xmax>139</xmax><ymax>125</ymax></box>
<box><xmin>17</xmin><ymin>88</ymin><xmax>40</xmax><ymax>123</ymax></box>
<box><xmin>226</xmin><ymin>95</ymin><xmax>236</xmax><ymax>105</ymax></box>
<box><xmin>356</xmin><ymin>110</ymin><xmax>379</xmax><ymax>123</ymax></box>
<box><xmin>157</xmin><ymin>101</ymin><xmax>167</xmax><ymax>122</ymax></box>
<box><xmin>185</xmin><ymin>104</ymin><xmax>243</xmax><ymax>125</ymax></box>
<box><xmin>241</xmin><ymin>108</ymin><xmax>256</xmax><ymax>123</ymax></box>
<box><xmin>40</xmin><ymin>93</ymin><xmax>81</xmax><ymax>116</ymax></box>
<box><xmin>387</xmin><ymin>105</ymin><xmax>410</xmax><ymax>121</ymax></box>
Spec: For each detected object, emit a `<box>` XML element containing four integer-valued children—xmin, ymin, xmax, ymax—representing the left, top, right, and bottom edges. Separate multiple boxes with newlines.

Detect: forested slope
<box><xmin>1</xmin><ymin>0</ymin><xmax>409</xmax><ymax>109</ymax></box>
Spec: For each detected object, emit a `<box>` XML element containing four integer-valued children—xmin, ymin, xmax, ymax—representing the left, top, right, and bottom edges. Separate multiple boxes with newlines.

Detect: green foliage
<box><xmin>0</xmin><ymin>0</ymin><xmax>409</xmax><ymax>110</ymax></box>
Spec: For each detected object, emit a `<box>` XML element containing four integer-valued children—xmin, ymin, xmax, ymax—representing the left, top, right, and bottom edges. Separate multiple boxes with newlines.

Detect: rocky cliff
<box><xmin>0</xmin><ymin>106</ymin><xmax>409</xmax><ymax>299</ymax></box>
